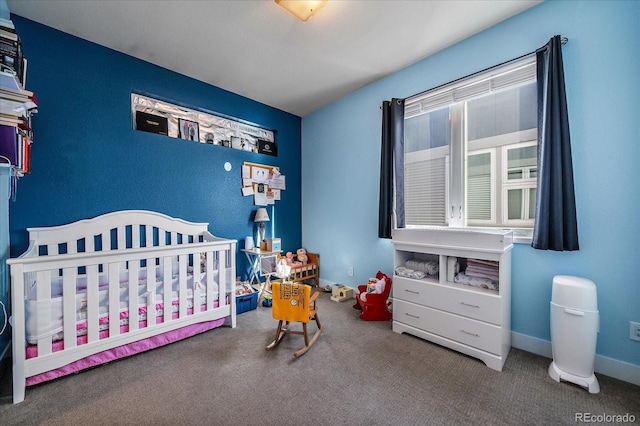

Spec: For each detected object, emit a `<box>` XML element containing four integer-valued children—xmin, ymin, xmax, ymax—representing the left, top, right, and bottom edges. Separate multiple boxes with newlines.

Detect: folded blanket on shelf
<box><xmin>454</xmin><ymin>272</ymin><xmax>499</xmax><ymax>291</ymax></box>
<box><xmin>404</xmin><ymin>258</ymin><xmax>439</xmax><ymax>276</ymax></box>
<box><xmin>395</xmin><ymin>266</ymin><xmax>426</xmax><ymax>279</ymax></box>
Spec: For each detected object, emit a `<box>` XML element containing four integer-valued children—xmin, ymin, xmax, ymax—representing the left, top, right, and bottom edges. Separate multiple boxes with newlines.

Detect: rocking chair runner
<box><xmin>266</xmin><ymin>281</ymin><xmax>322</xmax><ymax>357</ymax></box>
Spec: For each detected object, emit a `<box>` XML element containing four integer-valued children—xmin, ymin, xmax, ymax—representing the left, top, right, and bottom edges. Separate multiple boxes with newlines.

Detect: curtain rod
<box><xmin>400</xmin><ymin>36</ymin><xmax>568</xmax><ymax>103</ymax></box>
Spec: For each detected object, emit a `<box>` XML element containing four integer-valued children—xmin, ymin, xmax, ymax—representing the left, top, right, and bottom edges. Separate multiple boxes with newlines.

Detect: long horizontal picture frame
<box><xmin>131</xmin><ymin>93</ymin><xmax>277</xmax><ymax>156</ymax></box>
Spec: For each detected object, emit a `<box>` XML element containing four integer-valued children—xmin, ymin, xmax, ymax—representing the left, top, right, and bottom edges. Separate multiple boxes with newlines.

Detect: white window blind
<box><xmin>406</xmin><ymin>59</ymin><xmax>536</xmax><ymax>118</ymax></box>
<box><xmin>405</xmin><ymin>157</ymin><xmax>447</xmax><ymax>226</ymax></box>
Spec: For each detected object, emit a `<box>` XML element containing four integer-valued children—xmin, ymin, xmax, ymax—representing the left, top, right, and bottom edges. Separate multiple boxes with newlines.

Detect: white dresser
<box><xmin>392</xmin><ymin>227</ymin><xmax>513</xmax><ymax>371</ymax></box>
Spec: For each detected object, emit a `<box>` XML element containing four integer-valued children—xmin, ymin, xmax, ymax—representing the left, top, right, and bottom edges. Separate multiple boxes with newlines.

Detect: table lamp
<box><xmin>254</xmin><ymin>208</ymin><xmax>270</xmax><ymax>247</ymax></box>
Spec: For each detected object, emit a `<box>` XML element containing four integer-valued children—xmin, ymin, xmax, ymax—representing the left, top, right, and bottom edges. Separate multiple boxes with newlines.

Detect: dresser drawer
<box><xmin>394</xmin><ymin>276</ymin><xmax>502</xmax><ymax>325</ymax></box>
<box><xmin>393</xmin><ymin>299</ymin><xmax>502</xmax><ymax>355</ymax></box>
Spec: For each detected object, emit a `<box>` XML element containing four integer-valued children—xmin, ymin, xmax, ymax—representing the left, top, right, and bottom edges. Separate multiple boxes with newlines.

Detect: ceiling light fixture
<box><xmin>274</xmin><ymin>0</ymin><xmax>327</xmax><ymax>22</ymax></box>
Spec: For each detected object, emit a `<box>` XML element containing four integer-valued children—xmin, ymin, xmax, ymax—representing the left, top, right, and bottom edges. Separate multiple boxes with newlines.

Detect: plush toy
<box><xmin>296</xmin><ymin>248</ymin><xmax>308</xmax><ymax>264</ymax></box>
<box><xmin>357</xmin><ymin>277</ymin><xmax>386</xmax><ymax>302</ymax></box>
<box><xmin>285</xmin><ymin>251</ymin><xmax>302</xmax><ymax>267</ymax></box>
<box><xmin>276</xmin><ymin>258</ymin><xmax>292</xmax><ymax>279</ymax></box>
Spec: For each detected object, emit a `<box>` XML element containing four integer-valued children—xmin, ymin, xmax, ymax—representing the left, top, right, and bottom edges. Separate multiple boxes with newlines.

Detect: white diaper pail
<box><xmin>549</xmin><ymin>275</ymin><xmax>600</xmax><ymax>393</ymax></box>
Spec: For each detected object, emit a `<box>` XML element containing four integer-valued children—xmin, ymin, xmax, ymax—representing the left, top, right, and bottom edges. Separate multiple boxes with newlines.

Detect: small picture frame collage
<box><xmin>132</xmin><ymin>94</ymin><xmax>277</xmax><ymax>156</ymax></box>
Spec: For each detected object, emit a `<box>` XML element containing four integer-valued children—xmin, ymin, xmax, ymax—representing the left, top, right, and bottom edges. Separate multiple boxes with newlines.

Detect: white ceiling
<box><xmin>7</xmin><ymin>0</ymin><xmax>541</xmax><ymax>117</ymax></box>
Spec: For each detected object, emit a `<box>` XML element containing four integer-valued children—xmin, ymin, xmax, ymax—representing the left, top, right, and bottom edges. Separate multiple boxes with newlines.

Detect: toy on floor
<box><xmin>331</xmin><ymin>285</ymin><xmax>354</xmax><ymax>302</ymax></box>
<box><xmin>262</xmin><ymin>294</ymin><xmax>273</xmax><ymax>307</ymax></box>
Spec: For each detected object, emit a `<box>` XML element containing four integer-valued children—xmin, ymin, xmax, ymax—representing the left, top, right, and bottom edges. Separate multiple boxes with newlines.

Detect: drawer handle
<box><xmin>460</xmin><ymin>329</ymin><xmax>479</xmax><ymax>337</ymax></box>
<box><xmin>460</xmin><ymin>302</ymin><xmax>480</xmax><ymax>308</ymax></box>
<box><xmin>405</xmin><ymin>313</ymin><xmax>420</xmax><ymax>319</ymax></box>
<box><xmin>404</xmin><ymin>289</ymin><xmax>420</xmax><ymax>294</ymax></box>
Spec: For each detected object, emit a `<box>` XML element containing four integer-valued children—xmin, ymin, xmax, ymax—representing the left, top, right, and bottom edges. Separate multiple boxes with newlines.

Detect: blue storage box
<box><xmin>236</xmin><ymin>290</ymin><xmax>258</xmax><ymax>314</ymax></box>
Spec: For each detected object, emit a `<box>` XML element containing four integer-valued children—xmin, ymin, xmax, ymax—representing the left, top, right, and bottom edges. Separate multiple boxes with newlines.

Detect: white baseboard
<box><xmin>511</xmin><ymin>332</ymin><xmax>553</xmax><ymax>358</ymax></box>
<box><xmin>511</xmin><ymin>331</ymin><xmax>640</xmax><ymax>387</ymax></box>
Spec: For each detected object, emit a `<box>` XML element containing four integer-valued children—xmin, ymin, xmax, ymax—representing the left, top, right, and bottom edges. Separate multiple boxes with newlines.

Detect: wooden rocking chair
<box><xmin>266</xmin><ymin>281</ymin><xmax>322</xmax><ymax>357</ymax></box>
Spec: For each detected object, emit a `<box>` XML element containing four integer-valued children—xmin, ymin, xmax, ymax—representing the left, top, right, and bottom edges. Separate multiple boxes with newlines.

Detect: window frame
<box><xmin>402</xmin><ymin>56</ymin><xmax>537</xmax><ymax>243</ymax></box>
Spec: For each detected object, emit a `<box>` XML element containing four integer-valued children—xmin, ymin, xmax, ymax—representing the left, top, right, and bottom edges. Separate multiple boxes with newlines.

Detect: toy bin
<box><xmin>549</xmin><ymin>275</ymin><xmax>600</xmax><ymax>393</ymax></box>
<box><xmin>236</xmin><ymin>291</ymin><xmax>258</xmax><ymax>314</ymax></box>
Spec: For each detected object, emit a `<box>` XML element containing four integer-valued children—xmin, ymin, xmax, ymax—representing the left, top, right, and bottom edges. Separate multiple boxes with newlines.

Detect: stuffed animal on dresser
<box><xmin>296</xmin><ymin>248</ymin><xmax>308</xmax><ymax>264</ymax></box>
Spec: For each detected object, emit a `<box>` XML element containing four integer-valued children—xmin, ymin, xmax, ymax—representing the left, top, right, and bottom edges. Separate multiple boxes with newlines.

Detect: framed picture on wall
<box><xmin>135</xmin><ymin>111</ymin><xmax>169</xmax><ymax>136</ymax></box>
<box><xmin>179</xmin><ymin>119</ymin><xmax>199</xmax><ymax>141</ymax></box>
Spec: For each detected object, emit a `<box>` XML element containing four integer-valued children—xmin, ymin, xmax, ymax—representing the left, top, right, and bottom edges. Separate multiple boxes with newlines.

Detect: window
<box><xmin>403</xmin><ymin>57</ymin><xmax>537</xmax><ymax>237</ymax></box>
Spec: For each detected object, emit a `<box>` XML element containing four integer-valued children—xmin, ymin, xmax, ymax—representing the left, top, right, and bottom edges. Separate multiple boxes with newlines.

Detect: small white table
<box><xmin>241</xmin><ymin>248</ymin><xmax>281</xmax><ymax>306</ymax></box>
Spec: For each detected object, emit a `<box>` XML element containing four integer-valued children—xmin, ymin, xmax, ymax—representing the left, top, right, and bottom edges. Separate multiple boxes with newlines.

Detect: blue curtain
<box><xmin>379</xmin><ymin>98</ymin><xmax>404</xmax><ymax>238</ymax></box>
<box><xmin>532</xmin><ymin>35</ymin><xmax>579</xmax><ymax>251</ymax></box>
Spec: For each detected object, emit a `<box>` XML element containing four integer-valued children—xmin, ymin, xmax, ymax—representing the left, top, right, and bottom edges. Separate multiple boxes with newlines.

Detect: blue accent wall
<box><xmin>302</xmin><ymin>0</ymin><xmax>640</xmax><ymax>367</ymax></box>
<box><xmin>8</xmin><ymin>16</ymin><xmax>302</xmax><ymax>279</ymax></box>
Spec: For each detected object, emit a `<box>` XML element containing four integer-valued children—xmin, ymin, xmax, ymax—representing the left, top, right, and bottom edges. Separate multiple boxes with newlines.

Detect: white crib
<box><xmin>7</xmin><ymin>210</ymin><xmax>237</xmax><ymax>403</ymax></box>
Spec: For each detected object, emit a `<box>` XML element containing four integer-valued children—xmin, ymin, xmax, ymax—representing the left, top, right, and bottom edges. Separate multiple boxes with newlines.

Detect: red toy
<box><xmin>353</xmin><ymin>271</ymin><xmax>393</xmax><ymax>321</ymax></box>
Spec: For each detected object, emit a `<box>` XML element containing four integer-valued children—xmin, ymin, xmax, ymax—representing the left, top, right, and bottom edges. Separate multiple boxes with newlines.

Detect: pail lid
<box><xmin>551</xmin><ymin>275</ymin><xmax>597</xmax><ymax>310</ymax></box>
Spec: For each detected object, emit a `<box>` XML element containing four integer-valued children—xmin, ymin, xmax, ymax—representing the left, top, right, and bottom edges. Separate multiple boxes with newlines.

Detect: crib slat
<box><xmin>227</xmin><ymin>246</ymin><xmax>236</xmax><ymax>328</ymax></box>
<box><xmin>86</xmin><ymin>234</ymin><xmax>95</xmax><ymax>253</ymax></box>
<box><xmin>206</xmin><ymin>250</ymin><xmax>214</xmax><ymax>311</ymax></box>
<box><xmin>104</xmin><ymin>231</ymin><xmax>111</xmax><ymax>252</ymax></box>
<box><xmin>146</xmin><ymin>226</ymin><xmax>154</xmax><ymax>248</ymax></box>
<box><xmin>117</xmin><ymin>226</ymin><xmax>126</xmax><ymax>250</ymax></box>
<box><xmin>146</xmin><ymin>257</ymin><xmax>157</xmax><ymax>327</ymax></box>
<box><xmin>131</xmin><ymin>225</ymin><xmax>140</xmax><ymax>248</ymax></box>
<box><xmin>35</xmin><ymin>270</ymin><xmax>53</xmax><ymax>355</ymax></box>
<box><xmin>62</xmin><ymin>267</ymin><xmax>77</xmax><ymax>350</ymax></box>
<box><xmin>163</xmin><ymin>256</ymin><xmax>172</xmax><ymax>323</ymax></box>
<box><xmin>108</xmin><ymin>263</ymin><xmax>120</xmax><ymax>338</ymax></box>
<box><xmin>178</xmin><ymin>254</ymin><xmax>187</xmax><ymax>318</ymax></box>
<box><xmin>193</xmin><ymin>252</ymin><xmax>201</xmax><ymax>315</ymax></box>
<box><xmin>67</xmin><ymin>239</ymin><xmax>77</xmax><ymax>255</ymax></box>
<box><xmin>218</xmin><ymin>249</ymin><xmax>228</xmax><ymax>307</ymax></box>
<box><xmin>86</xmin><ymin>264</ymin><xmax>99</xmax><ymax>342</ymax></box>
<box><xmin>128</xmin><ymin>261</ymin><xmax>139</xmax><ymax>332</ymax></box>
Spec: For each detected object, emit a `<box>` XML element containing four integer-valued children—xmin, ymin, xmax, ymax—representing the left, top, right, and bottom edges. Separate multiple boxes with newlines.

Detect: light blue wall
<box><xmin>302</xmin><ymin>0</ymin><xmax>640</xmax><ymax>366</ymax></box>
<box><xmin>9</xmin><ymin>17</ymin><xmax>302</xmax><ymax>279</ymax></box>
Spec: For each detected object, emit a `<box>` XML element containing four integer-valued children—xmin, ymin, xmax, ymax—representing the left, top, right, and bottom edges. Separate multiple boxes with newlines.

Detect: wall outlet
<box><xmin>630</xmin><ymin>321</ymin><xmax>640</xmax><ymax>342</ymax></box>
<box><xmin>348</xmin><ymin>266</ymin><xmax>354</xmax><ymax>277</ymax></box>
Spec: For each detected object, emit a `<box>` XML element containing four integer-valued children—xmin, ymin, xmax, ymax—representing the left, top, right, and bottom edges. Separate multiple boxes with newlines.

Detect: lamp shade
<box><xmin>254</xmin><ymin>208</ymin><xmax>270</xmax><ymax>222</ymax></box>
